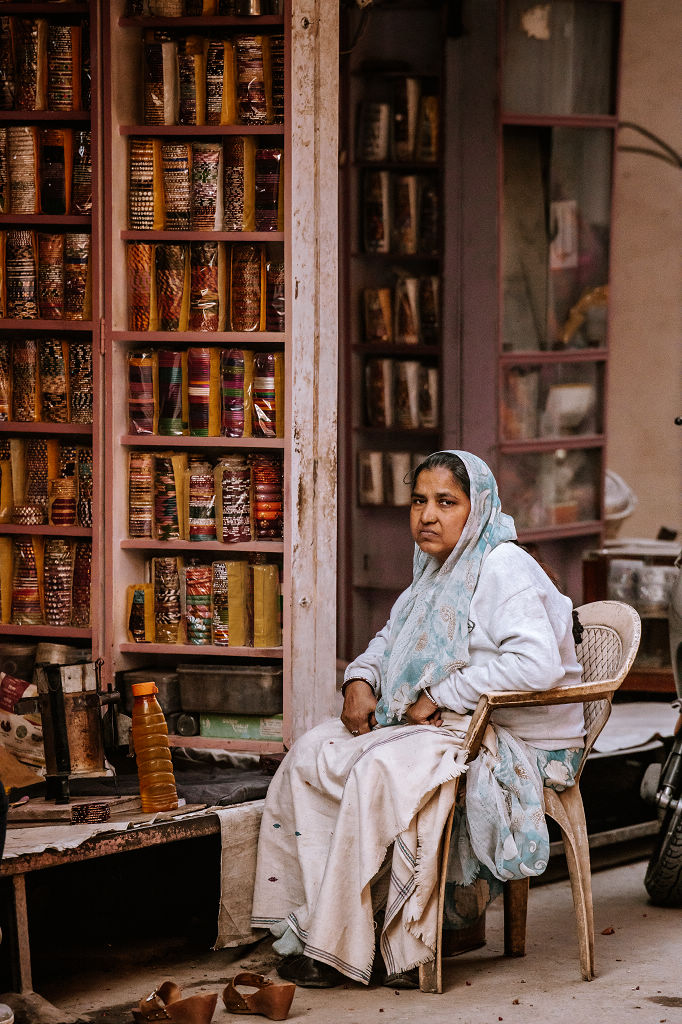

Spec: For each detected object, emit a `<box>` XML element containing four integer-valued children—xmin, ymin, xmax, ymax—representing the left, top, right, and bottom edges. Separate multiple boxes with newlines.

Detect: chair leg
<box><xmin>503</xmin><ymin>878</ymin><xmax>529</xmax><ymax>957</ymax></box>
<box><xmin>547</xmin><ymin>787</ymin><xmax>595</xmax><ymax>981</ymax></box>
<box><xmin>419</xmin><ymin>792</ymin><xmax>461</xmax><ymax>994</ymax></box>
<box><xmin>419</xmin><ymin>958</ymin><xmax>440</xmax><ymax>994</ymax></box>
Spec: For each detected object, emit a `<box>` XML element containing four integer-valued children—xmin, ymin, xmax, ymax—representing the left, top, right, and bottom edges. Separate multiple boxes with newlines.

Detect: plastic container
<box><xmin>131</xmin><ymin>681</ymin><xmax>178</xmax><ymax>813</ymax></box>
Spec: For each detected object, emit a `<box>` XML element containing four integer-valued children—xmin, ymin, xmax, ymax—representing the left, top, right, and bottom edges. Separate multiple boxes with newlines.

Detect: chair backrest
<box><xmin>573</xmin><ymin>600</ymin><xmax>642</xmax><ymax>776</ymax></box>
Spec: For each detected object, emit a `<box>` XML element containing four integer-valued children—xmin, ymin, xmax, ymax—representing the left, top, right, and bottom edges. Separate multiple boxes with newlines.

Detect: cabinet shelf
<box><xmin>112</xmin><ymin>331</ymin><xmax>285</xmax><ymax>344</ymax></box>
<box><xmin>120</xmin><ymin>124</ymin><xmax>284</xmax><ymax>137</ymax></box>
<box><xmin>516</xmin><ymin>521</ymin><xmax>602</xmax><ymax>543</ymax></box>
<box><xmin>353</xmin><ymin>160</ymin><xmax>439</xmax><ymax>172</ymax></box>
<box><xmin>352</xmin><ymin>343</ymin><xmax>439</xmax><ymax>357</ymax></box>
<box><xmin>0</xmin><ymin>3</ymin><xmax>88</xmax><ymax>13</ymax></box>
<box><xmin>500</xmin><ymin>349</ymin><xmax>608</xmax><ymax>366</ymax></box>
<box><xmin>121</xmin><ymin>539</ymin><xmax>284</xmax><ymax>554</ymax></box>
<box><xmin>119</xmin><ymin>15</ymin><xmax>284</xmax><ymax>28</ymax></box>
<box><xmin>120</xmin><ymin>434</ymin><xmax>284</xmax><ymax>449</ymax></box>
<box><xmin>0</xmin><ymin>525</ymin><xmax>92</xmax><ymax>537</ymax></box>
<box><xmin>351</xmin><ymin>251</ymin><xmax>439</xmax><ymax>263</ymax></box>
<box><xmin>0</xmin><ymin>320</ymin><xmax>94</xmax><ymax>332</ymax></box>
<box><xmin>501</xmin><ymin>112</ymin><xmax>618</xmax><ymax>129</ymax></box>
<box><xmin>0</xmin><ymin>624</ymin><xmax>91</xmax><ymax>639</ymax></box>
<box><xmin>0</xmin><ymin>215</ymin><xmax>92</xmax><ymax>227</ymax></box>
<box><xmin>0</xmin><ymin>422</ymin><xmax>93</xmax><ymax>436</ymax></box>
<box><xmin>621</xmin><ymin>668</ymin><xmax>674</xmax><ymax>694</ymax></box>
<box><xmin>119</xmin><ymin>643</ymin><xmax>283</xmax><ymax>658</ymax></box>
<box><xmin>352</xmin><ymin>66</ymin><xmax>441</xmax><ymax>78</ymax></box>
<box><xmin>0</xmin><ymin>110</ymin><xmax>90</xmax><ymax>123</ymax></box>
<box><xmin>355</xmin><ymin>426</ymin><xmax>439</xmax><ymax>438</ymax></box>
<box><xmin>120</xmin><ymin>230</ymin><xmax>284</xmax><ymax>242</ymax></box>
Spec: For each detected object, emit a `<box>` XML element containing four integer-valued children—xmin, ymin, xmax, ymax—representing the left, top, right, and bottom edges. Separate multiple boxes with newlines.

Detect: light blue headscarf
<box><xmin>374</xmin><ymin>450</ymin><xmax>517</xmax><ymax>726</ymax></box>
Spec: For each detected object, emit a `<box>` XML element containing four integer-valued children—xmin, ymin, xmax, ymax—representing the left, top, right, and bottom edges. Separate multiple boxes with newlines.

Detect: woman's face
<box><xmin>410</xmin><ymin>466</ymin><xmax>472</xmax><ymax>564</ymax></box>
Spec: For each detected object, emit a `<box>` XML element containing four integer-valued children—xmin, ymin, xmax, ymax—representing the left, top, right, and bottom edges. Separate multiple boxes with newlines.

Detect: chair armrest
<box><xmin>463</xmin><ymin>679</ymin><xmax>620</xmax><ymax>761</ymax></box>
<box><xmin>482</xmin><ymin>678</ymin><xmax>622</xmax><ymax>709</ymax></box>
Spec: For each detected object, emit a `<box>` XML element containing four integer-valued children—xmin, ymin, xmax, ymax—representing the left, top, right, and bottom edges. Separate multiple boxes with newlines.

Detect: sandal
<box><xmin>222</xmin><ymin>972</ymin><xmax>296</xmax><ymax>1021</ymax></box>
<box><xmin>133</xmin><ymin>981</ymin><xmax>218</xmax><ymax>1024</ymax></box>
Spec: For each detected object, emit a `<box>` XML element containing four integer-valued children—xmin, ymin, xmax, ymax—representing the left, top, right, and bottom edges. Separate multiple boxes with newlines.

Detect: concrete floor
<box><xmin>5</xmin><ymin>857</ymin><xmax>681</xmax><ymax>1024</ymax></box>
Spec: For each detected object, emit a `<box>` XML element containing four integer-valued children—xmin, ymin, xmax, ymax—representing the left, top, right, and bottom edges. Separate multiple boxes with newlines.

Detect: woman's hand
<box><xmin>341</xmin><ymin>679</ymin><xmax>377</xmax><ymax>736</ymax></box>
<box><xmin>405</xmin><ymin>692</ymin><xmax>443</xmax><ymax>727</ymax></box>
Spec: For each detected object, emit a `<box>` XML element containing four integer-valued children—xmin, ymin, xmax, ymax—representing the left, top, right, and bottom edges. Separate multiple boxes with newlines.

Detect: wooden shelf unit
<box><xmin>0</xmin><ymin>2</ymin><xmax>102</xmax><ymax>656</ymax></box>
<box><xmin>103</xmin><ymin>1</ymin><xmax>291</xmax><ymax>753</ymax></box>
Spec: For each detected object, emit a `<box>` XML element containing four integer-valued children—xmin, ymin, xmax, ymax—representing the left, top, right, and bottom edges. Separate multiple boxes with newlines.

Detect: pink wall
<box><xmin>608</xmin><ymin>0</ymin><xmax>682</xmax><ymax>539</ymax></box>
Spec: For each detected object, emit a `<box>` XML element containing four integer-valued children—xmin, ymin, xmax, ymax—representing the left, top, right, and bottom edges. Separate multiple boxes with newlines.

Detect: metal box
<box><xmin>177</xmin><ymin>664</ymin><xmax>283</xmax><ymax>716</ymax></box>
<box><xmin>121</xmin><ymin>669</ymin><xmax>181</xmax><ymax>715</ymax></box>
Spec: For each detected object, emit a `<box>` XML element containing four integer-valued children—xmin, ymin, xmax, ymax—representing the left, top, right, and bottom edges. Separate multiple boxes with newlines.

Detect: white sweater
<box><xmin>344</xmin><ymin>542</ymin><xmax>585</xmax><ymax>749</ymax></box>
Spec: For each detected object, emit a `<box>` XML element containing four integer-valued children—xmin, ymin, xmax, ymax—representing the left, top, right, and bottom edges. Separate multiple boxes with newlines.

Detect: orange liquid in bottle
<box><xmin>131</xmin><ymin>682</ymin><xmax>178</xmax><ymax>813</ymax></box>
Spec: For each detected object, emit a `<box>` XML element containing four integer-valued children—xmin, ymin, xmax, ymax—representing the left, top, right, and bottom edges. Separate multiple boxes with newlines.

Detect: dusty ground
<box><xmin>5</xmin><ymin>859</ymin><xmax>679</xmax><ymax>1024</ymax></box>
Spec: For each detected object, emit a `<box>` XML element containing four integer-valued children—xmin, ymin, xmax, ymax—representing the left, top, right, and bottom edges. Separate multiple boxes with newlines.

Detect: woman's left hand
<box><xmin>405</xmin><ymin>692</ymin><xmax>443</xmax><ymax>727</ymax></box>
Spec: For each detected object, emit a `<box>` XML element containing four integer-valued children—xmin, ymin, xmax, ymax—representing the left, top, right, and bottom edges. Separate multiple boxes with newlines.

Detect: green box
<box><xmin>199</xmin><ymin>712</ymin><xmax>283</xmax><ymax>742</ymax></box>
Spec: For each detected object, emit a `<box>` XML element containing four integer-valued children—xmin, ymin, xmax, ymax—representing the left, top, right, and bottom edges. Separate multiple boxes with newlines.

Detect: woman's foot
<box><xmin>276</xmin><ymin>954</ymin><xmax>344</xmax><ymax>988</ymax></box>
<box><xmin>381</xmin><ymin>967</ymin><xmax>420</xmax><ymax>989</ymax></box>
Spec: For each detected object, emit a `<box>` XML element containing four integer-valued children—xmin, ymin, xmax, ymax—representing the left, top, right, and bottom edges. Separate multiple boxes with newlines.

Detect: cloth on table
<box><xmin>215</xmin><ymin>800</ymin><xmax>267</xmax><ymax>948</ymax></box>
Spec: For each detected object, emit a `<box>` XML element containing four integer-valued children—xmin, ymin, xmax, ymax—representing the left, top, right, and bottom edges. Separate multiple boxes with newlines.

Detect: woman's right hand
<box><xmin>340</xmin><ymin>679</ymin><xmax>377</xmax><ymax>736</ymax></box>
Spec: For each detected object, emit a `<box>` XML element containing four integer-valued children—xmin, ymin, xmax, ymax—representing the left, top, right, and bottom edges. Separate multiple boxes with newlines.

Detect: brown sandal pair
<box><xmin>133</xmin><ymin>974</ymin><xmax>296</xmax><ymax>1023</ymax></box>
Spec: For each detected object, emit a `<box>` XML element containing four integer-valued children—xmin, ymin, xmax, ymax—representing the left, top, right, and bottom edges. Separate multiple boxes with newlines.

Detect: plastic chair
<box><xmin>419</xmin><ymin>600</ymin><xmax>642</xmax><ymax>993</ymax></box>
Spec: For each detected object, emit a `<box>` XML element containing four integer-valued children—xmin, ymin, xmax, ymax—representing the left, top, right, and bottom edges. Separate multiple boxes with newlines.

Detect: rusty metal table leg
<box><xmin>9</xmin><ymin>874</ymin><xmax>32</xmax><ymax>994</ymax></box>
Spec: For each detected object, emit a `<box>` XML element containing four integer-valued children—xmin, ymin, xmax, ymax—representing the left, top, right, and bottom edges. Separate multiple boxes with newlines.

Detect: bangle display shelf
<box><xmin>103</xmin><ymin>2</ymin><xmax>290</xmax><ymax>752</ymax></box>
<box><xmin>458</xmin><ymin>0</ymin><xmax>624</xmax><ymax>603</ymax></box>
<box><xmin>338</xmin><ymin>1</ymin><xmax>448</xmax><ymax>656</ymax></box>
<box><xmin>0</xmin><ymin>2</ymin><xmax>102</xmax><ymax>653</ymax></box>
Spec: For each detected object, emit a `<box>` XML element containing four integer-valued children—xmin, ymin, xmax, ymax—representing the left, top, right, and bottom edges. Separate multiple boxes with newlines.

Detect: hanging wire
<box><xmin>618</xmin><ymin>122</ymin><xmax>682</xmax><ymax>169</ymax></box>
<box><xmin>339</xmin><ymin>4</ymin><xmax>373</xmax><ymax>56</ymax></box>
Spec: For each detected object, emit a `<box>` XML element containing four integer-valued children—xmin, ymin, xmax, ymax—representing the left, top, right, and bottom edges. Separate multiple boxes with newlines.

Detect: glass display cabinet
<box><xmin>495</xmin><ymin>0</ymin><xmax>623</xmax><ymax>586</ymax></box>
<box><xmin>338</xmin><ymin>1</ymin><xmax>448</xmax><ymax>654</ymax></box>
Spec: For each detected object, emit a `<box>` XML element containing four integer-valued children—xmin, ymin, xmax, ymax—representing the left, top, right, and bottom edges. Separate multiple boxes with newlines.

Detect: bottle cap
<box><xmin>131</xmin><ymin>681</ymin><xmax>158</xmax><ymax>696</ymax></box>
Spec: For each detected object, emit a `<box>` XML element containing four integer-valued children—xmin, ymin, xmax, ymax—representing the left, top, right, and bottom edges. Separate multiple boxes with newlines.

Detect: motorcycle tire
<box><xmin>644</xmin><ymin>802</ymin><xmax>682</xmax><ymax>906</ymax></box>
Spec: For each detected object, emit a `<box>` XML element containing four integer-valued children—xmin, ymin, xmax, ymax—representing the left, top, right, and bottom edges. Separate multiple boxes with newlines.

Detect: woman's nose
<box><xmin>421</xmin><ymin>500</ymin><xmax>437</xmax><ymax>522</ymax></box>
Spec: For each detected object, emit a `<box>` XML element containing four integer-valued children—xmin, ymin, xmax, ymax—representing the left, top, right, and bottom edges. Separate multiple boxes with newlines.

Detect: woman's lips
<box><xmin>418</xmin><ymin>529</ymin><xmax>439</xmax><ymax>540</ymax></box>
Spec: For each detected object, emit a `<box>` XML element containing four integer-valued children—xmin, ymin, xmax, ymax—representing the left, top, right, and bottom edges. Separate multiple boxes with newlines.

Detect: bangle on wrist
<box><xmin>423</xmin><ymin>686</ymin><xmax>439</xmax><ymax>707</ymax></box>
<box><xmin>342</xmin><ymin>677</ymin><xmax>374</xmax><ymax>698</ymax></box>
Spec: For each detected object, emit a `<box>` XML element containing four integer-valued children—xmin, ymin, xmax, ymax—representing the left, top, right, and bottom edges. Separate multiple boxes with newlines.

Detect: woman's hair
<box><xmin>411</xmin><ymin>451</ymin><xmax>471</xmax><ymax>498</ymax></box>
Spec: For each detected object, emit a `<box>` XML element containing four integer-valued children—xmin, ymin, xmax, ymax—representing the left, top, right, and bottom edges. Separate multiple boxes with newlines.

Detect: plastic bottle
<box><xmin>131</xmin><ymin>681</ymin><xmax>178</xmax><ymax>812</ymax></box>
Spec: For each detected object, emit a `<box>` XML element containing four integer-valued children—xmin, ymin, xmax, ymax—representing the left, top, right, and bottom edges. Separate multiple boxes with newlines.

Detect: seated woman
<box><xmin>251</xmin><ymin>450</ymin><xmax>585</xmax><ymax>988</ymax></box>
